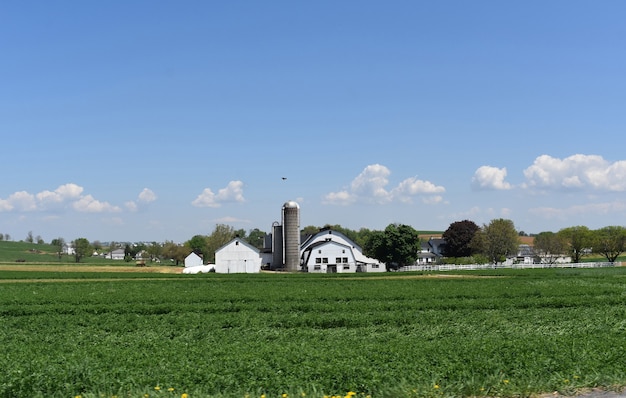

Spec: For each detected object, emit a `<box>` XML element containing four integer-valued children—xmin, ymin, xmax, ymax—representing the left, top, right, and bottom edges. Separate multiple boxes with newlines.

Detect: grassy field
<box><xmin>1</xmin><ymin>266</ymin><xmax>626</xmax><ymax>398</ymax></box>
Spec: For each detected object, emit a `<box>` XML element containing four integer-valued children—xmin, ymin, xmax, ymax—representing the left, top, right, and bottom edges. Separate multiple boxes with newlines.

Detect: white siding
<box><xmin>184</xmin><ymin>252</ymin><xmax>203</xmax><ymax>267</ymax></box>
<box><xmin>301</xmin><ymin>230</ymin><xmax>385</xmax><ymax>273</ymax></box>
<box><xmin>214</xmin><ymin>238</ymin><xmax>262</xmax><ymax>274</ymax></box>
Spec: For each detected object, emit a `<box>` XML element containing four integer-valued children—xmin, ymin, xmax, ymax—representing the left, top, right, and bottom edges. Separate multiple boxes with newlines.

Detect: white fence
<box><xmin>399</xmin><ymin>262</ymin><xmax>620</xmax><ymax>272</ymax></box>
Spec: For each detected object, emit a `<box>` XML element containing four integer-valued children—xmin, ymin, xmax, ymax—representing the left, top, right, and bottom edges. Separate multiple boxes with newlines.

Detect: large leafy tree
<box><xmin>480</xmin><ymin>219</ymin><xmax>519</xmax><ymax>264</ymax></box>
<box><xmin>72</xmin><ymin>238</ymin><xmax>92</xmax><ymax>263</ymax></box>
<box><xmin>162</xmin><ymin>241</ymin><xmax>187</xmax><ymax>265</ymax></box>
<box><xmin>245</xmin><ymin>228</ymin><xmax>267</xmax><ymax>249</ymax></box>
<box><xmin>205</xmin><ymin>224</ymin><xmax>238</xmax><ymax>263</ymax></box>
<box><xmin>363</xmin><ymin>223</ymin><xmax>420</xmax><ymax>271</ymax></box>
<box><xmin>533</xmin><ymin>231</ymin><xmax>567</xmax><ymax>264</ymax></box>
<box><xmin>51</xmin><ymin>237</ymin><xmax>65</xmax><ymax>260</ymax></box>
<box><xmin>592</xmin><ymin>226</ymin><xmax>626</xmax><ymax>262</ymax></box>
<box><xmin>186</xmin><ymin>234</ymin><xmax>209</xmax><ymax>257</ymax></box>
<box><xmin>146</xmin><ymin>241</ymin><xmax>163</xmax><ymax>262</ymax></box>
<box><xmin>558</xmin><ymin>226</ymin><xmax>591</xmax><ymax>263</ymax></box>
<box><xmin>442</xmin><ymin>220</ymin><xmax>480</xmax><ymax>257</ymax></box>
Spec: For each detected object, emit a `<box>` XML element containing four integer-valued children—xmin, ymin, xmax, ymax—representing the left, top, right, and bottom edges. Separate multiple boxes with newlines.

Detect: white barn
<box><xmin>300</xmin><ymin>229</ymin><xmax>384</xmax><ymax>273</ymax></box>
<box><xmin>109</xmin><ymin>248</ymin><xmax>125</xmax><ymax>260</ymax></box>
<box><xmin>214</xmin><ymin>237</ymin><xmax>262</xmax><ymax>274</ymax></box>
<box><xmin>184</xmin><ymin>252</ymin><xmax>203</xmax><ymax>268</ymax></box>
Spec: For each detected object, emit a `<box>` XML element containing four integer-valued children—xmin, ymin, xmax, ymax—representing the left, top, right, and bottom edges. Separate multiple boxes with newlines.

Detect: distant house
<box><xmin>109</xmin><ymin>249</ymin><xmax>125</xmax><ymax>260</ymax></box>
<box><xmin>63</xmin><ymin>244</ymin><xmax>75</xmax><ymax>256</ymax></box>
<box><xmin>300</xmin><ymin>229</ymin><xmax>384</xmax><ymax>273</ymax></box>
<box><xmin>214</xmin><ymin>238</ymin><xmax>262</xmax><ymax>273</ymax></box>
<box><xmin>417</xmin><ymin>241</ymin><xmax>437</xmax><ymax>264</ymax></box>
<box><xmin>184</xmin><ymin>252</ymin><xmax>203</xmax><ymax>268</ymax></box>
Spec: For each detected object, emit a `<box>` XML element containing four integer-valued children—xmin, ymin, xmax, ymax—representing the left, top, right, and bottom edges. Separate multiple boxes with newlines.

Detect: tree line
<box><xmin>7</xmin><ymin>220</ymin><xmax>626</xmax><ymax>267</ymax></box>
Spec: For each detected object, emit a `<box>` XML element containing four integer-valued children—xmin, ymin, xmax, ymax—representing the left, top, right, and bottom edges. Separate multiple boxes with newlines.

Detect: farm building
<box><xmin>184</xmin><ymin>252</ymin><xmax>203</xmax><ymax>268</ymax></box>
<box><xmin>109</xmin><ymin>248</ymin><xmax>125</xmax><ymax>260</ymax></box>
<box><xmin>300</xmin><ymin>229</ymin><xmax>384</xmax><ymax>273</ymax></box>
<box><xmin>214</xmin><ymin>237</ymin><xmax>262</xmax><ymax>274</ymax></box>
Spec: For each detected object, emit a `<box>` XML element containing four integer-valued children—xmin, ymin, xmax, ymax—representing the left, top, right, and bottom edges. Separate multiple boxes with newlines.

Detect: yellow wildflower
<box><xmin>168</xmin><ymin>388</ymin><xmax>175</xmax><ymax>392</ymax></box>
<box><xmin>434</xmin><ymin>384</ymin><xmax>440</xmax><ymax>389</ymax></box>
<box><xmin>155</xmin><ymin>386</ymin><xmax>161</xmax><ymax>391</ymax></box>
<box><xmin>181</xmin><ymin>394</ymin><xmax>189</xmax><ymax>398</ymax></box>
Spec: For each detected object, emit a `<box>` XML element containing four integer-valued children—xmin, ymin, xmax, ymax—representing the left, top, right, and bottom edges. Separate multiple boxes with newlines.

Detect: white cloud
<box><xmin>471</xmin><ymin>166</ymin><xmax>512</xmax><ymax>190</ymax></box>
<box><xmin>324</xmin><ymin>164</ymin><xmax>445</xmax><ymax>205</ymax></box>
<box><xmin>138</xmin><ymin>188</ymin><xmax>157</xmax><ymax>203</ymax></box>
<box><xmin>322</xmin><ymin>190</ymin><xmax>355</xmax><ymax>206</ymax></box>
<box><xmin>0</xmin><ymin>183</ymin><xmax>125</xmax><ymax>214</ymax></box>
<box><xmin>125</xmin><ymin>201</ymin><xmax>138</xmax><ymax>212</ymax></box>
<box><xmin>0</xmin><ymin>191</ymin><xmax>38</xmax><ymax>212</ymax></box>
<box><xmin>36</xmin><ymin>183</ymin><xmax>84</xmax><ymax>209</ymax></box>
<box><xmin>126</xmin><ymin>188</ymin><xmax>157</xmax><ymax>212</ymax></box>
<box><xmin>214</xmin><ymin>216</ymin><xmax>251</xmax><ymax>224</ymax></box>
<box><xmin>523</xmin><ymin>154</ymin><xmax>626</xmax><ymax>191</ymax></box>
<box><xmin>72</xmin><ymin>195</ymin><xmax>121</xmax><ymax>213</ymax></box>
<box><xmin>192</xmin><ymin>181</ymin><xmax>245</xmax><ymax>208</ymax></box>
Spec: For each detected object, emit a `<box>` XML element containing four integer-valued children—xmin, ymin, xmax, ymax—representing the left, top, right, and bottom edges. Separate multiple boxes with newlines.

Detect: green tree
<box><xmin>481</xmin><ymin>219</ymin><xmax>519</xmax><ymax>264</ymax></box>
<box><xmin>72</xmin><ymin>238</ymin><xmax>91</xmax><ymax>263</ymax></box>
<box><xmin>363</xmin><ymin>224</ymin><xmax>420</xmax><ymax>271</ymax></box>
<box><xmin>162</xmin><ymin>241</ymin><xmax>187</xmax><ymax>265</ymax></box>
<box><xmin>245</xmin><ymin>228</ymin><xmax>267</xmax><ymax>249</ymax></box>
<box><xmin>301</xmin><ymin>225</ymin><xmax>320</xmax><ymax>237</ymax></box>
<box><xmin>205</xmin><ymin>224</ymin><xmax>238</xmax><ymax>263</ymax></box>
<box><xmin>146</xmin><ymin>241</ymin><xmax>163</xmax><ymax>262</ymax></box>
<box><xmin>592</xmin><ymin>226</ymin><xmax>626</xmax><ymax>263</ymax></box>
<box><xmin>558</xmin><ymin>226</ymin><xmax>591</xmax><ymax>263</ymax></box>
<box><xmin>186</xmin><ymin>234</ymin><xmax>209</xmax><ymax>257</ymax></box>
<box><xmin>442</xmin><ymin>220</ymin><xmax>480</xmax><ymax>257</ymax></box>
<box><xmin>51</xmin><ymin>237</ymin><xmax>65</xmax><ymax>260</ymax></box>
<box><xmin>26</xmin><ymin>231</ymin><xmax>34</xmax><ymax>243</ymax></box>
<box><xmin>533</xmin><ymin>231</ymin><xmax>567</xmax><ymax>264</ymax></box>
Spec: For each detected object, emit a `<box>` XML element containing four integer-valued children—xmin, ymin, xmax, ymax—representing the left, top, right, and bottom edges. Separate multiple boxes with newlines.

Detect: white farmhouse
<box><xmin>214</xmin><ymin>237</ymin><xmax>262</xmax><ymax>274</ymax></box>
<box><xmin>300</xmin><ymin>229</ymin><xmax>384</xmax><ymax>273</ymax></box>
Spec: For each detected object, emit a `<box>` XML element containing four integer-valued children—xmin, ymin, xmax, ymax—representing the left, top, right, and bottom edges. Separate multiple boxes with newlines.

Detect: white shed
<box><xmin>184</xmin><ymin>252</ymin><xmax>203</xmax><ymax>268</ymax></box>
<box><xmin>214</xmin><ymin>238</ymin><xmax>262</xmax><ymax>274</ymax></box>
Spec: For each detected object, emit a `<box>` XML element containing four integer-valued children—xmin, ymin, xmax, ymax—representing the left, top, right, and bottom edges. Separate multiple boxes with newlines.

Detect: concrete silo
<box><xmin>271</xmin><ymin>221</ymin><xmax>283</xmax><ymax>270</ymax></box>
<box><xmin>282</xmin><ymin>200</ymin><xmax>300</xmax><ymax>272</ymax></box>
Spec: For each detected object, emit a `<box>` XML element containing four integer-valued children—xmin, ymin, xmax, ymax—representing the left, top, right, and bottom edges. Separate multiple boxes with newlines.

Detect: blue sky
<box><xmin>2</xmin><ymin>1</ymin><xmax>626</xmax><ymax>243</ymax></box>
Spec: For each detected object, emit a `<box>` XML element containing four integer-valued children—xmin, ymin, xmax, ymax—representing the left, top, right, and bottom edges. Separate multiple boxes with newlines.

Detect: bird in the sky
<box><xmin>282</xmin><ymin>177</ymin><xmax>287</xmax><ymax>180</ymax></box>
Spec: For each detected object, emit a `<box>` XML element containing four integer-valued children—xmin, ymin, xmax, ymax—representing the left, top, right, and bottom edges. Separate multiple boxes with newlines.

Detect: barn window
<box><xmin>336</xmin><ymin>257</ymin><xmax>341</xmax><ymax>264</ymax></box>
<box><xmin>322</xmin><ymin>258</ymin><xmax>328</xmax><ymax>263</ymax></box>
<box><xmin>235</xmin><ymin>241</ymin><xmax>239</xmax><ymax>245</ymax></box>
<box><xmin>314</xmin><ymin>264</ymin><xmax>321</xmax><ymax>270</ymax></box>
<box><xmin>343</xmin><ymin>264</ymin><xmax>350</xmax><ymax>270</ymax></box>
<box><xmin>315</xmin><ymin>258</ymin><xmax>321</xmax><ymax>263</ymax></box>
<box><xmin>343</xmin><ymin>257</ymin><xmax>348</xmax><ymax>263</ymax></box>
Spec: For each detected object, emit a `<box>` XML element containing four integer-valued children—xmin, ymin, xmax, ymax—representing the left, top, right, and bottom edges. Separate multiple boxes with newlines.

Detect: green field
<box><xmin>1</xmin><ymin>268</ymin><xmax>626</xmax><ymax>398</ymax></box>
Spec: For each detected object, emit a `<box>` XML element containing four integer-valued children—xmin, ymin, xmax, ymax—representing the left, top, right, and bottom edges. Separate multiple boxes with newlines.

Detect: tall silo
<box><xmin>282</xmin><ymin>200</ymin><xmax>300</xmax><ymax>272</ymax></box>
<box><xmin>271</xmin><ymin>221</ymin><xmax>283</xmax><ymax>270</ymax></box>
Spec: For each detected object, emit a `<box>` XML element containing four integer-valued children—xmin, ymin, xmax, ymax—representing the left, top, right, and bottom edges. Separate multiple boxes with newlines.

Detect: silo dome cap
<box><xmin>283</xmin><ymin>200</ymin><xmax>300</xmax><ymax>208</ymax></box>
